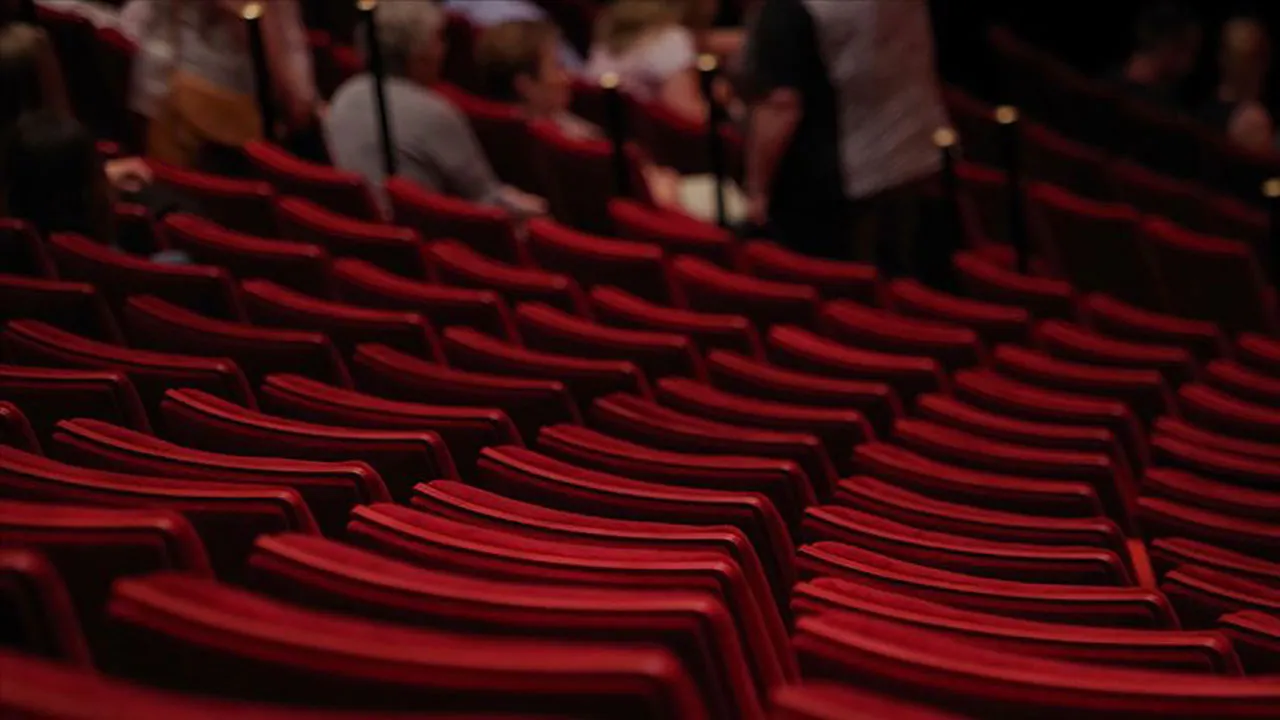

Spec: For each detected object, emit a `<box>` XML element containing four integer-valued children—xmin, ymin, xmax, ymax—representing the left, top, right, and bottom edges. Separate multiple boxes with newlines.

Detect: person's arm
<box><xmin>647</xmin><ymin>26</ymin><xmax>707</xmax><ymax>124</ymax></box>
<box><xmin>741</xmin><ymin>0</ymin><xmax>812</xmax><ymax>224</ymax></box>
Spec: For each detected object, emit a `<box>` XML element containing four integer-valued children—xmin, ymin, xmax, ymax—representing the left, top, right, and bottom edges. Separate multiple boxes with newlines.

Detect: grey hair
<box><xmin>360</xmin><ymin>1</ymin><xmax>446</xmax><ymax>77</ymax></box>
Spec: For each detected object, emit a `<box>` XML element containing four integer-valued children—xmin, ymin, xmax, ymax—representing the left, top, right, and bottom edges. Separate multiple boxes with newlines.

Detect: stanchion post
<box><xmin>697</xmin><ymin>53</ymin><xmax>727</xmax><ymax>229</ymax></box>
<box><xmin>242</xmin><ymin>2</ymin><xmax>278</xmax><ymax>142</ymax></box>
<box><xmin>357</xmin><ymin>0</ymin><xmax>396</xmax><ymax>178</ymax></box>
<box><xmin>934</xmin><ymin>126</ymin><xmax>963</xmax><ymax>256</ymax></box>
<box><xmin>996</xmin><ymin>105</ymin><xmax>1029</xmax><ymax>274</ymax></box>
<box><xmin>600</xmin><ymin>72</ymin><xmax>631</xmax><ymax>197</ymax></box>
<box><xmin>1264</xmin><ymin>178</ymin><xmax>1280</xmax><ymax>284</ymax></box>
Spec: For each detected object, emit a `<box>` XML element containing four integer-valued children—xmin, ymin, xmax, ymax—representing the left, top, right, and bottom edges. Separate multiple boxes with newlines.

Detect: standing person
<box><xmin>1202</xmin><ymin>16</ymin><xmax>1274</xmax><ymax>152</ymax></box>
<box><xmin>144</xmin><ymin>0</ymin><xmax>318</xmax><ymax>173</ymax></box>
<box><xmin>741</xmin><ymin>0</ymin><xmax>947</xmax><ymax>274</ymax></box>
<box><xmin>1108</xmin><ymin>1</ymin><xmax>1201</xmax><ymax>111</ymax></box>
<box><xmin>324</xmin><ymin>1</ymin><xmax>544</xmax><ymax>216</ymax></box>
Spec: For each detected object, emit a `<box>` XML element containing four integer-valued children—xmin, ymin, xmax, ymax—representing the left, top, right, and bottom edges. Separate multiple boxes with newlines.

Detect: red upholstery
<box><xmin>244</xmin><ymin>141</ymin><xmax>381</xmax><ymax>221</ymax></box>
<box><xmin>0</xmin><ymin>274</ymin><xmax>123</xmax><ymax>343</ymax></box>
<box><xmin>162</xmin><ymin>213</ymin><xmax>333</xmax><ymax>297</ymax></box>
<box><xmin>385</xmin><ymin>179</ymin><xmax>524</xmax><ymax>264</ymax></box>
<box><xmin>150</xmin><ymin>163</ymin><xmax>278</xmax><ymax>237</ymax></box>
<box><xmin>277</xmin><ymin>196</ymin><xmax>431</xmax><ymax>278</ymax></box>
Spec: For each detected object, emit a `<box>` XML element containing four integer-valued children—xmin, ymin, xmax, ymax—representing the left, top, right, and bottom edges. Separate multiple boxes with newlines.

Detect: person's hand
<box><xmin>499</xmin><ymin>185</ymin><xmax>548</xmax><ymax>217</ymax></box>
<box><xmin>104</xmin><ymin>157</ymin><xmax>153</xmax><ymax>194</ymax></box>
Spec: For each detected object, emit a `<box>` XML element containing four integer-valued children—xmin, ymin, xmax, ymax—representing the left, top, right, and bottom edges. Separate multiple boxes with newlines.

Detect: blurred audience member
<box><xmin>0</xmin><ymin>20</ymin><xmax>66</xmax><ymax>126</ymax></box>
<box><xmin>585</xmin><ymin>0</ymin><xmax>716</xmax><ymax>124</ymax></box>
<box><xmin>145</xmin><ymin>0</ymin><xmax>317</xmax><ymax>172</ymax></box>
<box><xmin>444</xmin><ymin>0</ymin><xmax>584</xmax><ymax>73</ymax></box>
<box><xmin>1202</xmin><ymin>16</ymin><xmax>1274</xmax><ymax>152</ymax></box>
<box><xmin>743</xmin><ymin>0</ymin><xmax>946</xmax><ymax>274</ymax></box>
<box><xmin>1109</xmin><ymin>1</ymin><xmax>1201</xmax><ymax>111</ymax></box>
<box><xmin>325</xmin><ymin>1</ymin><xmax>545</xmax><ymax>216</ymax></box>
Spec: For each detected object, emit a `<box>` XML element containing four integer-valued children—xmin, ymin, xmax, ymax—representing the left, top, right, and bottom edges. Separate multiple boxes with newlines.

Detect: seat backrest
<box><xmin>150</xmin><ymin>163</ymin><xmax>278</xmax><ymax>237</ymax></box>
<box><xmin>526</xmin><ymin>218</ymin><xmax>674</xmax><ymax>303</ymax></box>
<box><xmin>0</xmin><ymin>547</ymin><xmax>91</xmax><ymax>667</ymax></box>
<box><xmin>427</xmin><ymin>239</ymin><xmax>590</xmax><ymax>316</ymax></box>
<box><xmin>673</xmin><ymin>256</ymin><xmax>820</xmax><ymax>328</ymax></box>
<box><xmin>244</xmin><ymin>141</ymin><xmax>381</xmax><ymax>221</ymax></box>
<box><xmin>384</xmin><ymin>179</ymin><xmax>524</xmax><ymax>264</ymax></box>
<box><xmin>590</xmin><ymin>286</ymin><xmax>763</xmax><ymax>358</ymax></box>
<box><xmin>0</xmin><ymin>274</ymin><xmax>123</xmax><ymax>343</ymax></box>
<box><xmin>161</xmin><ymin>214</ymin><xmax>334</xmax><ymax>297</ymax></box>
<box><xmin>276</xmin><ymin>195</ymin><xmax>430</xmax><ymax>278</ymax></box>
<box><xmin>608</xmin><ymin>199</ymin><xmax>736</xmax><ymax>266</ymax></box>
<box><xmin>516</xmin><ymin>302</ymin><xmax>704</xmax><ymax>382</ymax></box>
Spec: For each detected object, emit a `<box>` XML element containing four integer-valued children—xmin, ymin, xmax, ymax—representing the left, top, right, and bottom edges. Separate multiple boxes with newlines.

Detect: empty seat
<box><xmin>0</xmin><ymin>548</ymin><xmax>91</xmax><ymax>666</ymax></box>
<box><xmin>258</xmin><ymin>373</ymin><xmax>520</xmax><ymax>479</ymax></box>
<box><xmin>351</xmin><ymin>343</ymin><xmax>580</xmax><ymax>440</ymax></box>
<box><xmin>1138</xmin><ymin>496</ymin><xmax>1279</xmax><ymax>563</ymax></box>
<box><xmin>161</xmin><ymin>214</ymin><xmax>333</xmax><ymax>296</ymax></box>
<box><xmin>1154</xmin><ymin>417</ymin><xmax>1280</xmax><ymax>462</ymax></box>
<box><xmin>0</xmin><ymin>219</ymin><xmax>56</xmax><ymax>278</ymax></box>
<box><xmin>106</xmin><ymin>573</ymin><xmax>708</xmax><ymax>719</ymax></box>
<box><xmin>853</xmin><ymin>442</ymin><xmax>1104</xmax><ymax>519</ymax></box>
<box><xmin>1205</xmin><ymin>359</ymin><xmax>1280</xmax><ymax>408</ymax></box>
<box><xmin>536</xmin><ymin>423</ymin><xmax>815</xmax><ymax>531</ymax></box>
<box><xmin>1219</xmin><ymin>611</ymin><xmax>1280</xmax><ymax>674</ymax></box>
<box><xmin>243</xmin><ymin>534</ymin><xmax>764</xmax><ymax>720</ymax></box>
<box><xmin>0</xmin><ymin>274</ymin><xmax>123</xmax><ymax>343</ymax></box>
<box><xmin>331</xmin><ymin>258</ymin><xmax>518</xmax><ymax>341</ymax></box>
<box><xmin>992</xmin><ymin>345</ymin><xmax>1174</xmax><ymax>426</ymax></box>
<box><xmin>526</xmin><ymin>218</ymin><xmax>675</xmax><ymax>303</ymax></box>
<box><xmin>1034</xmin><ymin>320</ymin><xmax>1196</xmax><ymax>387</ymax></box>
<box><xmin>793</xmin><ymin>612</ymin><xmax>1280</xmax><ymax>718</ymax></box>
<box><xmin>160</xmin><ymin>388</ymin><xmax>457</xmax><ymax>502</ymax></box>
<box><xmin>672</xmin><ymin>256</ymin><xmax>819</xmax><ymax>328</ymax></box>
<box><xmin>739</xmin><ymin>241</ymin><xmax>878</xmax><ymax>303</ymax></box>
<box><xmin>952</xmin><ymin>250</ymin><xmax>1077</xmax><ymax>320</ymax></box>
<box><xmin>0</xmin><ymin>451</ymin><xmax>314</xmax><ymax>580</ymax></box>
<box><xmin>1236</xmin><ymin>333</ymin><xmax>1280</xmax><ymax>378</ymax></box>
<box><xmin>1150</xmin><ymin>434</ymin><xmax>1280</xmax><ymax>489</ymax></box>
<box><xmin>609</xmin><ymin>198</ymin><xmax>737</xmax><ymax>266</ymax></box>
<box><xmin>833</xmin><ymin>475</ymin><xmax>1127</xmax><ymax>556</ymax></box>
<box><xmin>244</xmin><ymin>141</ymin><xmax>381</xmax><ymax>221</ymax></box>
<box><xmin>241</xmin><ymin>279</ymin><xmax>444</xmax><ymax>362</ymax></box>
<box><xmin>47</xmin><ymin>418</ymin><xmax>389</xmax><ymax>538</ymax></box>
<box><xmin>149</xmin><ymin>162</ymin><xmax>278</xmax><ymax>237</ymax></box>
<box><xmin>953</xmin><ymin>368</ymin><xmax>1147</xmax><ymax>469</ymax></box>
<box><xmin>1081</xmin><ymin>293</ymin><xmax>1227</xmax><ymax>364</ymax></box>
<box><xmin>767</xmin><ymin>326</ymin><xmax>947</xmax><ymax>403</ymax></box>
<box><xmin>474</xmin><ymin>446</ymin><xmax>795</xmax><ymax>599</ymax></box>
<box><xmin>1162</xmin><ymin>565</ymin><xmax>1280</xmax><ymax>629</ymax></box>
<box><xmin>793</xmin><ymin>579</ymin><xmax>1236</xmax><ymax>674</ymax></box>
<box><xmin>797</xmin><ymin>543</ymin><xmax>1176</xmax><ymax>628</ymax></box>
<box><xmin>818</xmin><ymin>300</ymin><xmax>984</xmax><ymax>371</ymax></box>
<box><xmin>48</xmin><ymin>232</ymin><xmax>244</xmax><ymax>319</ymax></box>
<box><xmin>385</xmin><ymin>177</ymin><xmax>525</xmax><ymax>264</ymax></box>
<box><xmin>590</xmin><ymin>393</ymin><xmax>838</xmax><ymax>497</ymax></box>
<box><xmin>427</xmin><ymin>239</ymin><xmax>591</xmax><ymax>316</ymax></box>
<box><xmin>444</xmin><ymin>326</ymin><xmax>649</xmax><ymax>410</ymax></box>
<box><xmin>0</xmin><ymin>402</ymin><xmax>39</xmax><ymax>454</ymax></box>
<box><xmin>2</xmin><ymin>320</ymin><xmax>256</xmax><ymax>421</ymax></box>
<box><xmin>891</xmin><ymin>418</ymin><xmax>1135</xmax><ymax>530</ymax></box>
<box><xmin>1146</xmin><ymin>465</ymin><xmax>1280</xmax><ymax>522</ymax></box>
<box><xmin>276</xmin><ymin>196</ymin><xmax>431</xmax><ymax>278</ymax></box>
<box><xmin>531</xmin><ymin>121</ymin><xmax>644</xmax><ymax>235</ymax></box>
<box><xmin>705</xmin><ymin>351</ymin><xmax>900</xmax><ymax>437</ymax></box>
<box><xmin>654</xmin><ymin>377</ymin><xmax>870</xmax><ymax>483</ymax></box>
<box><xmin>801</xmin><ymin>505</ymin><xmax>1129</xmax><ymax>586</ymax></box>
<box><xmin>1149</xmin><ymin>538</ymin><xmax>1280</xmax><ymax>587</ymax></box>
<box><xmin>0</xmin><ymin>364</ymin><xmax>150</xmax><ymax>444</ymax></box>
<box><xmin>516</xmin><ymin>302</ymin><xmax>705</xmax><ymax>381</ymax></box>
<box><xmin>123</xmin><ymin>296</ymin><xmax>352</xmax><ymax>388</ymax></box>
<box><xmin>1180</xmin><ymin>382</ymin><xmax>1280</xmax><ymax>444</ymax></box>
<box><xmin>590</xmin><ymin>286</ymin><xmax>763</xmax><ymax>358</ymax></box>
<box><xmin>885</xmin><ymin>279</ymin><xmax>1031</xmax><ymax>345</ymax></box>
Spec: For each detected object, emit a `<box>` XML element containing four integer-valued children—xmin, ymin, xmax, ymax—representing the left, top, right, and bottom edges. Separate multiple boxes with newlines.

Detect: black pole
<box><xmin>1265</xmin><ymin>178</ymin><xmax>1280</xmax><ymax>284</ymax></box>
<box><xmin>600</xmin><ymin>72</ymin><xmax>631</xmax><ymax>196</ymax></box>
<box><xmin>242</xmin><ymin>2</ymin><xmax>278</xmax><ymax>142</ymax></box>
<box><xmin>358</xmin><ymin>0</ymin><xmax>397</xmax><ymax>178</ymax></box>
<box><xmin>697</xmin><ymin>53</ymin><xmax>727</xmax><ymax>229</ymax></box>
<box><xmin>996</xmin><ymin>105</ymin><xmax>1029</xmax><ymax>274</ymax></box>
<box><xmin>935</xmin><ymin>126</ymin><xmax>963</xmax><ymax>253</ymax></box>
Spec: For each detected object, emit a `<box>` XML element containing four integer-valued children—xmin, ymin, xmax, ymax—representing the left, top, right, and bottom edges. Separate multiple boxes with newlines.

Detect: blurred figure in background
<box><xmin>1202</xmin><ymin>15</ymin><xmax>1274</xmax><ymax>152</ymax></box>
<box><xmin>444</xmin><ymin>0</ymin><xmax>584</xmax><ymax>73</ymax></box>
<box><xmin>0</xmin><ymin>19</ymin><xmax>66</xmax><ymax>126</ymax></box>
<box><xmin>326</xmin><ymin>1</ymin><xmax>545</xmax><ymax>216</ymax></box>
<box><xmin>742</xmin><ymin>0</ymin><xmax>947</xmax><ymax>276</ymax></box>
<box><xmin>585</xmin><ymin>0</ymin><xmax>717</xmax><ymax>124</ymax></box>
<box><xmin>1109</xmin><ymin>1</ymin><xmax>1201</xmax><ymax>111</ymax></box>
<box><xmin>144</xmin><ymin>0</ymin><xmax>318</xmax><ymax>173</ymax></box>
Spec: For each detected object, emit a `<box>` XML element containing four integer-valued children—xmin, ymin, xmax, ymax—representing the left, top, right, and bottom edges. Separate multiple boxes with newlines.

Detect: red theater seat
<box><xmin>0</xmin><ymin>402</ymin><xmax>39</xmax><ymax>454</ymax></box>
<box><xmin>516</xmin><ymin>302</ymin><xmax>705</xmax><ymax>381</ymax></box>
<box><xmin>0</xmin><ymin>219</ymin><xmax>55</xmax><ymax>278</ymax></box>
<box><xmin>1161</xmin><ymin>565</ymin><xmax>1280</xmax><ymax>629</ymax></box>
<box><xmin>992</xmin><ymin>345</ymin><xmax>1174</xmax><ymax>426</ymax></box>
<box><xmin>1033</xmin><ymin>320</ymin><xmax>1196</xmax><ymax>387</ymax></box>
<box><xmin>244</xmin><ymin>141</ymin><xmax>381</xmax><ymax>221</ymax></box>
<box><xmin>427</xmin><ymin>239</ymin><xmax>591</xmax><ymax>316</ymax></box>
<box><xmin>276</xmin><ymin>196</ymin><xmax>431</xmax><ymax>278</ymax></box>
<box><xmin>0</xmin><ymin>274</ymin><xmax>123</xmax><ymax>343</ymax></box>
<box><xmin>609</xmin><ymin>199</ymin><xmax>737</xmax><ymax>266</ymax></box>
<box><xmin>149</xmin><ymin>163</ymin><xmax>278</xmax><ymax>237</ymax></box>
<box><xmin>526</xmin><ymin>218</ymin><xmax>675</xmax><ymax>303</ymax></box>
<box><xmin>384</xmin><ymin>179</ymin><xmax>524</xmax><ymax>264</ymax></box>
<box><xmin>161</xmin><ymin>214</ymin><xmax>333</xmax><ymax>297</ymax></box>
<box><xmin>818</xmin><ymin>300</ymin><xmax>984</xmax><ymax>371</ymax></box>
<box><xmin>1205</xmin><ymin>359</ymin><xmax>1280</xmax><ymax>408</ymax></box>
<box><xmin>739</xmin><ymin>241</ymin><xmax>878</xmax><ymax>303</ymax></box>
<box><xmin>767</xmin><ymin>325</ymin><xmax>948</xmax><ymax>403</ymax></box>
<box><xmin>952</xmin><ymin>250</ymin><xmax>1077</xmax><ymax>320</ymax></box>
<box><xmin>590</xmin><ymin>286</ymin><xmax>763</xmax><ymax>358</ymax></box>
<box><xmin>1219</xmin><ymin>611</ymin><xmax>1280</xmax><ymax>674</ymax></box>
<box><xmin>672</xmin><ymin>256</ymin><xmax>820</xmax><ymax>328</ymax></box>
<box><xmin>0</xmin><ymin>548</ymin><xmax>91</xmax><ymax>666</ymax></box>
<box><xmin>0</xmin><ymin>364</ymin><xmax>150</xmax><ymax>443</ymax></box>
<box><xmin>885</xmin><ymin>279</ymin><xmax>1031</xmax><ymax>345</ymax></box>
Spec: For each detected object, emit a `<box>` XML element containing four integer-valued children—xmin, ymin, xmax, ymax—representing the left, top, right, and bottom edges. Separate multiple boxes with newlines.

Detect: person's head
<box><xmin>0</xmin><ymin>22</ymin><xmax>67</xmax><ymax>129</ymax></box>
<box><xmin>595</xmin><ymin>0</ymin><xmax>717</xmax><ymax>54</ymax></box>
<box><xmin>366</xmin><ymin>1</ymin><xmax>447</xmax><ymax>87</ymax></box>
<box><xmin>1</xmin><ymin>110</ymin><xmax>114</xmax><ymax>244</ymax></box>
<box><xmin>1220</xmin><ymin>16</ymin><xmax>1271</xmax><ymax>100</ymax></box>
<box><xmin>475</xmin><ymin>20</ymin><xmax>571</xmax><ymax>116</ymax></box>
<box><xmin>1132</xmin><ymin>1</ymin><xmax>1202</xmax><ymax>81</ymax></box>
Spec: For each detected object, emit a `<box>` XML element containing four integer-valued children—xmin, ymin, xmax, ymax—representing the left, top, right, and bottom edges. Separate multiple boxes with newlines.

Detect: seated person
<box><xmin>1108</xmin><ymin>1</ymin><xmax>1201</xmax><ymax>111</ymax></box>
<box><xmin>1202</xmin><ymin>16</ymin><xmax>1274</xmax><ymax>152</ymax></box>
<box><xmin>443</xmin><ymin>0</ymin><xmax>585</xmax><ymax>73</ymax></box>
<box><xmin>324</xmin><ymin>1</ymin><xmax>544</xmax><ymax>217</ymax></box>
<box><xmin>584</xmin><ymin>0</ymin><xmax>718</xmax><ymax>124</ymax></box>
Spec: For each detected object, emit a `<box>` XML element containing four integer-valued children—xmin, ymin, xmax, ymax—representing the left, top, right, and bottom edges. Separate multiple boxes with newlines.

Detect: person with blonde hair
<box><xmin>1202</xmin><ymin>15</ymin><xmax>1274</xmax><ymax>152</ymax></box>
<box><xmin>584</xmin><ymin>0</ymin><xmax>718</xmax><ymax>123</ymax></box>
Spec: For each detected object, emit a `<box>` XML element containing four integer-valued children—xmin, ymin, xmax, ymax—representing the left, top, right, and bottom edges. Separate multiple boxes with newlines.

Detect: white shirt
<box><xmin>584</xmin><ymin>26</ymin><xmax>697</xmax><ymax>102</ymax></box>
